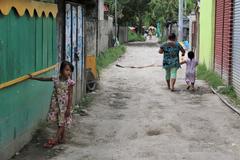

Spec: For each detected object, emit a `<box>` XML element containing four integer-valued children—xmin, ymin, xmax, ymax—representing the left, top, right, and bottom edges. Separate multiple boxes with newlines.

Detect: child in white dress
<box><xmin>181</xmin><ymin>51</ymin><xmax>198</xmax><ymax>90</ymax></box>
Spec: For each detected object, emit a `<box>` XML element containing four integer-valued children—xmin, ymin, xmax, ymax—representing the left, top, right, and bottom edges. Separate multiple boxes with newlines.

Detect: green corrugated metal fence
<box><xmin>0</xmin><ymin>8</ymin><xmax>57</xmax><ymax>159</ymax></box>
<box><xmin>0</xmin><ymin>9</ymin><xmax>57</xmax><ymax>84</ymax></box>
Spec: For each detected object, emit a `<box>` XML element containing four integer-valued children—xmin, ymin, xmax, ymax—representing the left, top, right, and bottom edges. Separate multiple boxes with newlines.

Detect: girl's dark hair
<box><xmin>188</xmin><ymin>51</ymin><xmax>195</xmax><ymax>60</ymax></box>
<box><xmin>60</xmin><ymin>61</ymin><xmax>74</xmax><ymax>73</ymax></box>
<box><xmin>168</xmin><ymin>33</ymin><xmax>177</xmax><ymax>41</ymax></box>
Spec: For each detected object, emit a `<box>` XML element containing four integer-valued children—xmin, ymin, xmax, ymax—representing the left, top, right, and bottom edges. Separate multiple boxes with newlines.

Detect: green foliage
<box><xmin>121</xmin><ymin>0</ymin><xmax>151</xmax><ymax>22</ymax></box>
<box><xmin>197</xmin><ymin>64</ymin><xmax>224</xmax><ymax>88</ymax></box>
<box><xmin>197</xmin><ymin>64</ymin><xmax>240</xmax><ymax>106</ymax></box>
<box><xmin>115</xmin><ymin>0</ymin><xmax>196</xmax><ymax>42</ymax></box>
<box><xmin>128</xmin><ymin>30</ymin><xmax>145</xmax><ymax>42</ymax></box>
<box><xmin>158</xmin><ymin>35</ymin><xmax>168</xmax><ymax>44</ymax></box>
<box><xmin>105</xmin><ymin>0</ymin><xmax>151</xmax><ymax>29</ymax></box>
<box><xmin>73</xmin><ymin>95</ymin><xmax>94</xmax><ymax>114</ymax></box>
<box><xmin>97</xmin><ymin>45</ymin><xmax>126</xmax><ymax>72</ymax></box>
<box><xmin>148</xmin><ymin>0</ymin><xmax>195</xmax><ymax>24</ymax></box>
<box><xmin>81</xmin><ymin>95</ymin><xmax>94</xmax><ymax>107</ymax></box>
<box><xmin>105</xmin><ymin>0</ymin><xmax>196</xmax><ymax>34</ymax></box>
<box><xmin>185</xmin><ymin>0</ymin><xmax>195</xmax><ymax>15</ymax></box>
<box><xmin>219</xmin><ymin>86</ymin><xmax>237</xmax><ymax>99</ymax></box>
<box><xmin>149</xmin><ymin>0</ymin><xmax>178</xmax><ymax>23</ymax></box>
<box><xmin>105</xmin><ymin>0</ymin><xmax>130</xmax><ymax>19</ymax></box>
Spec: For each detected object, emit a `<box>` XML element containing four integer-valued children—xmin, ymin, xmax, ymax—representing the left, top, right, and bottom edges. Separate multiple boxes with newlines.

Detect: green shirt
<box><xmin>160</xmin><ymin>41</ymin><xmax>184</xmax><ymax>69</ymax></box>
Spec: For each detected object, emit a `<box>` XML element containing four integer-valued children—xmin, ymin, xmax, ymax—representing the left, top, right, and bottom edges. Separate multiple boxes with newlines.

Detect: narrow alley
<box><xmin>2</xmin><ymin>0</ymin><xmax>240</xmax><ymax>160</ymax></box>
<box><xmin>14</xmin><ymin>42</ymin><xmax>240</xmax><ymax>160</ymax></box>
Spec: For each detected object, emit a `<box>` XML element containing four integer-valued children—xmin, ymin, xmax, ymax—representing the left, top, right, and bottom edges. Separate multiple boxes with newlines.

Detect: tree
<box><xmin>122</xmin><ymin>0</ymin><xmax>151</xmax><ymax>33</ymax></box>
<box><xmin>185</xmin><ymin>0</ymin><xmax>196</xmax><ymax>15</ymax></box>
<box><xmin>148</xmin><ymin>0</ymin><xmax>195</xmax><ymax>38</ymax></box>
<box><xmin>105</xmin><ymin>0</ymin><xmax>195</xmax><ymax>35</ymax></box>
<box><xmin>105</xmin><ymin>0</ymin><xmax>130</xmax><ymax>20</ymax></box>
<box><xmin>149</xmin><ymin>0</ymin><xmax>178</xmax><ymax>26</ymax></box>
<box><xmin>105</xmin><ymin>0</ymin><xmax>151</xmax><ymax>33</ymax></box>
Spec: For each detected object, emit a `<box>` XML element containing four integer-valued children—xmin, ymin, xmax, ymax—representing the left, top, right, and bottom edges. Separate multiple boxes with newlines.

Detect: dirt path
<box><xmin>13</xmin><ymin>43</ymin><xmax>240</xmax><ymax>160</ymax></box>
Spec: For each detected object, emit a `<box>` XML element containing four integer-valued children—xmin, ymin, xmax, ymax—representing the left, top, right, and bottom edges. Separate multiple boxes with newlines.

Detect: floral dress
<box><xmin>48</xmin><ymin>77</ymin><xmax>75</xmax><ymax>127</ymax></box>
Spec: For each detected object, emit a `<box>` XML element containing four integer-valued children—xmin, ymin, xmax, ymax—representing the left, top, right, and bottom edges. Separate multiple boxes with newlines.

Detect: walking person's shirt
<box><xmin>160</xmin><ymin>42</ymin><xmax>184</xmax><ymax>69</ymax></box>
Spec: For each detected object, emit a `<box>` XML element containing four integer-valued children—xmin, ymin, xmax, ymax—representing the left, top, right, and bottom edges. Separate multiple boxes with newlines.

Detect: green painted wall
<box><xmin>199</xmin><ymin>0</ymin><xmax>215</xmax><ymax>69</ymax></box>
<box><xmin>0</xmin><ymin>9</ymin><xmax>57</xmax><ymax>157</ymax></box>
<box><xmin>0</xmin><ymin>72</ymin><xmax>53</xmax><ymax>148</ymax></box>
<box><xmin>0</xmin><ymin>10</ymin><xmax>57</xmax><ymax>84</ymax></box>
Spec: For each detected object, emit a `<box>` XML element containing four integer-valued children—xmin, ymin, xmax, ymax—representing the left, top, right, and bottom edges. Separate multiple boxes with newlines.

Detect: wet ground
<box><xmin>12</xmin><ymin>41</ymin><xmax>240</xmax><ymax>160</ymax></box>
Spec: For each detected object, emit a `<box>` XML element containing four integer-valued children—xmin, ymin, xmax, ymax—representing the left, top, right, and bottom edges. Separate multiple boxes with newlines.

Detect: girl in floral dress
<box><xmin>30</xmin><ymin>61</ymin><xmax>75</xmax><ymax>148</ymax></box>
<box><xmin>181</xmin><ymin>51</ymin><xmax>198</xmax><ymax>91</ymax></box>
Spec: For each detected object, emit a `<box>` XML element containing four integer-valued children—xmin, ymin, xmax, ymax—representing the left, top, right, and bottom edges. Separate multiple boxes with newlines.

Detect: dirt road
<box><xmin>14</xmin><ymin>43</ymin><xmax>240</xmax><ymax>160</ymax></box>
<box><xmin>51</xmin><ymin>43</ymin><xmax>240</xmax><ymax>160</ymax></box>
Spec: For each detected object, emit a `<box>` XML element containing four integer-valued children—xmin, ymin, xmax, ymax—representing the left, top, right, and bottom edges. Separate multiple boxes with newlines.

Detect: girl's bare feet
<box><xmin>43</xmin><ymin>139</ymin><xmax>58</xmax><ymax>148</ymax></box>
<box><xmin>190</xmin><ymin>86</ymin><xmax>195</xmax><ymax>91</ymax></box>
<box><xmin>58</xmin><ymin>138</ymin><xmax>66</xmax><ymax>144</ymax></box>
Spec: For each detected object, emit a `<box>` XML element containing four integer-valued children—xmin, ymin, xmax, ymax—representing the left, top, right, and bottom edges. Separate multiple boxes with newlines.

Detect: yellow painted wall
<box><xmin>199</xmin><ymin>0</ymin><xmax>215</xmax><ymax>69</ymax></box>
<box><xmin>86</xmin><ymin>55</ymin><xmax>97</xmax><ymax>78</ymax></box>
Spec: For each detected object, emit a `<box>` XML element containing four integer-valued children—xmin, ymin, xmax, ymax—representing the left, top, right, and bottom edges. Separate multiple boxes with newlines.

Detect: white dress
<box><xmin>185</xmin><ymin>58</ymin><xmax>198</xmax><ymax>84</ymax></box>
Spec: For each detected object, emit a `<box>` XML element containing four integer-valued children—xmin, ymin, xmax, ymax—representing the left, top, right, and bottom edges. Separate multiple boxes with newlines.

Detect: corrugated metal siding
<box><xmin>0</xmin><ymin>8</ymin><xmax>57</xmax><ymax>159</ymax></box>
<box><xmin>233</xmin><ymin>0</ymin><xmax>240</xmax><ymax>95</ymax></box>
<box><xmin>222</xmin><ymin>0</ymin><xmax>233</xmax><ymax>82</ymax></box>
<box><xmin>215</xmin><ymin>0</ymin><xmax>224</xmax><ymax>76</ymax></box>
<box><xmin>214</xmin><ymin>0</ymin><xmax>233</xmax><ymax>83</ymax></box>
<box><xmin>65</xmin><ymin>3</ymin><xmax>85</xmax><ymax>103</ymax></box>
<box><xmin>77</xmin><ymin>5</ymin><xmax>85</xmax><ymax>96</ymax></box>
<box><xmin>0</xmin><ymin>10</ymin><xmax>57</xmax><ymax>84</ymax></box>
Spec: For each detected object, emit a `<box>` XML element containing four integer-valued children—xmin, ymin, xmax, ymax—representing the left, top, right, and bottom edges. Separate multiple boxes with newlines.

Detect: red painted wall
<box><xmin>214</xmin><ymin>0</ymin><xmax>233</xmax><ymax>84</ymax></box>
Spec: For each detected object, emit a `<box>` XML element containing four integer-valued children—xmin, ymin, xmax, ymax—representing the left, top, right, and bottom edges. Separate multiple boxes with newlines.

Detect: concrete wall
<box><xmin>188</xmin><ymin>14</ymin><xmax>196</xmax><ymax>51</ymax></box>
<box><xmin>118</xmin><ymin>26</ymin><xmax>128</xmax><ymax>44</ymax></box>
<box><xmin>98</xmin><ymin>17</ymin><xmax>114</xmax><ymax>54</ymax></box>
<box><xmin>85</xmin><ymin>18</ymin><xmax>98</xmax><ymax>78</ymax></box>
<box><xmin>97</xmin><ymin>17</ymin><xmax>128</xmax><ymax>54</ymax></box>
<box><xmin>85</xmin><ymin>19</ymin><xmax>97</xmax><ymax>56</ymax></box>
<box><xmin>199</xmin><ymin>0</ymin><xmax>215</xmax><ymax>69</ymax></box>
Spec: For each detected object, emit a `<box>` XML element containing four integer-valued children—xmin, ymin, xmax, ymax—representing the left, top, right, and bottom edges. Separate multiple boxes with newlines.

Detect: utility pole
<box><xmin>184</xmin><ymin>0</ymin><xmax>187</xmax><ymax>15</ymax></box>
<box><xmin>178</xmin><ymin>0</ymin><xmax>184</xmax><ymax>41</ymax></box>
<box><xmin>114</xmin><ymin>0</ymin><xmax>119</xmax><ymax>46</ymax></box>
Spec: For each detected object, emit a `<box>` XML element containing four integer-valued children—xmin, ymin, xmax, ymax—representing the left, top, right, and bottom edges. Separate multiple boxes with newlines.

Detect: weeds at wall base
<box><xmin>74</xmin><ymin>45</ymin><xmax>126</xmax><ymax>114</ymax></box>
<box><xmin>197</xmin><ymin>64</ymin><xmax>240</xmax><ymax>106</ymax></box>
<box><xmin>73</xmin><ymin>95</ymin><xmax>94</xmax><ymax>115</ymax></box>
<box><xmin>128</xmin><ymin>30</ymin><xmax>145</xmax><ymax>42</ymax></box>
<box><xmin>96</xmin><ymin>45</ymin><xmax>126</xmax><ymax>73</ymax></box>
